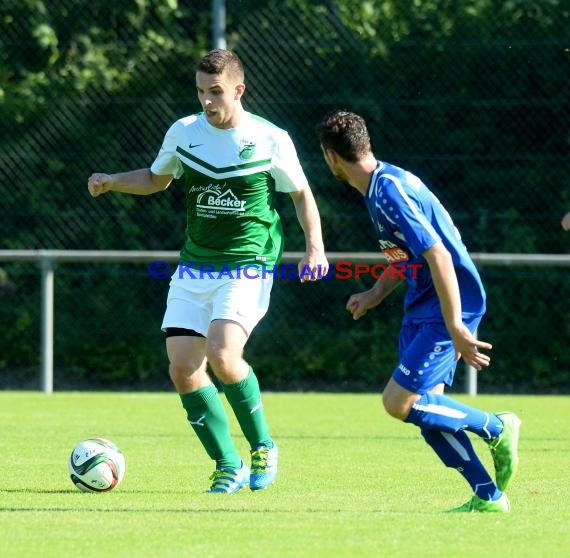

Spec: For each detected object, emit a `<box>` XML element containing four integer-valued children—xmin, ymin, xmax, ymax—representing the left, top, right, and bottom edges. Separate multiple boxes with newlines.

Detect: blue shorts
<box><xmin>392</xmin><ymin>316</ymin><xmax>482</xmax><ymax>394</ymax></box>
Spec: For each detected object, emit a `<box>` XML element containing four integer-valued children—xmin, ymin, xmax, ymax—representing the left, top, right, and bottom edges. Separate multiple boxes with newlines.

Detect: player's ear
<box><xmin>234</xmin><ymin>83</ymin><xmax>246</xmax><ymax>100</ymax></box>
<box><xmin>325</xmin><ymin>147</ymin><xmax>340</xmax><ymax>163</ymax></box>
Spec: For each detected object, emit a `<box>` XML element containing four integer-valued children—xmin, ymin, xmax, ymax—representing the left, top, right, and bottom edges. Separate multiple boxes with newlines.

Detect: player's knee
<box><xmin>168</xmin><ymin>362</ymin><xmax>187</xmax><ymax>389</ymax></box>
<box><xmin>205</xmin><ymin>346</ymin><xmax>235</xmax><ymax>376</ymax></box>
<box><xmin>382</xmin><ymin>392</ymin><xmax>410</xmax><ymax>421</ymax></box>
<box><xmin>168</xmin><ymin>362</ymin><xmax>186</xmax><ymax>383</ymax></box>
<box><xmin>168</xmin><ymin>359</ymin><xmax>205</xmax><ymax>389</ymax></box>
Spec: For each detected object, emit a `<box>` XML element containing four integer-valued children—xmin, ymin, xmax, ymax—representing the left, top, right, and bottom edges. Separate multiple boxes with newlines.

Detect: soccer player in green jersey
<box><xmin>88</xmin><ymin>49</ymin><xmax>329</xmax><ymax>493</ymax></box>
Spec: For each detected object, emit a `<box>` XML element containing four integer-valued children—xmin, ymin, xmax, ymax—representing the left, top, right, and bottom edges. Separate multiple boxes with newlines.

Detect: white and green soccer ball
<box><xmin>68</xmin><ymin>438</ymin><xmax>126</xmax><ymax>492</ymax></box>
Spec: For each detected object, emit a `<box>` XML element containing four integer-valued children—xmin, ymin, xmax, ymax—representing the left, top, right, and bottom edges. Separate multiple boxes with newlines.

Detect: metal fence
<box><xmin>1</xmin><ymin>0</ymin><xmax>569</xmax><ymax>392</ymax></box>
<box><xmin>1</xmin><ymin>249</ymin><xmax>569</xmax><ymax>394</ymax></box>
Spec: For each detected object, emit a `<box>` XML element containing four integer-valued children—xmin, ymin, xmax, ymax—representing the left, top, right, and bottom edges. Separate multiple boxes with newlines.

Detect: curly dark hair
<box><xmin>315</xmin><ymin>110</ymin><xmax>372</xmax><ymax>163</ymax></box>
<box><xmin>197</xmin><ymin>49</ymin><xmax>244</xmax><ymax>83</ymax></box>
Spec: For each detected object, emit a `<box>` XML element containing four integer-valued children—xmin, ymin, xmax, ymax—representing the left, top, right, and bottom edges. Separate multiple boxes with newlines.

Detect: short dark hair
<box><xmin>197</xmin><ymin>49</ymin><xmax>244</xmax><ymax>82</ymax></box>
<box><xmin>315</xmin><ymin>110</ymin><xmax>372</xmax><ymax>163</ymax></box>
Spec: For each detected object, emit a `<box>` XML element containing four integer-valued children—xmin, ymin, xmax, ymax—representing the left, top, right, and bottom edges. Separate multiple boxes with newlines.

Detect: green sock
<box><xmin>179</xmin><ymin>384</ymin><xmax>241</xmax><ymax>470</ymax></box>
<box><xmin>222</xmin><ymin>367</ymin><xmax>273</xmax><ymax>449</ymax></box>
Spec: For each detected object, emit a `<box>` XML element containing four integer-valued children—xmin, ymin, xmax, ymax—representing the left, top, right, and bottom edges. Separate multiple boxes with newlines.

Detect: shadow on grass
<box><xmin>0</xmin><ymin>489</ymin><xmax>77</xmax><ymax>494</ymax></box>
<box><xmin>1</xmin><ymin>507</ymin><xmax>393</xmax><ymax>514</ymax></box>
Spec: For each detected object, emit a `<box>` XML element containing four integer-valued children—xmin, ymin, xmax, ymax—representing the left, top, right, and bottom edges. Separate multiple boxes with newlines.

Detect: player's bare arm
<box><xmin>289</xmin><ymin>187</ymin><xmax>329</xmax><ymax>281</ymax></box>
<box><xmin>423</xmin><ymin>242</ymin><xmax>492</xmax><ymax>369</ymax></box>
<box><xmin>346</xmin><ymin>271</ymin><xmax>404</xmax><ymax>320</ymax></box>
<box><xmin>88</xmin><ymin>168</ymin><xmax>172</xmax><ymax>198</ymax></box>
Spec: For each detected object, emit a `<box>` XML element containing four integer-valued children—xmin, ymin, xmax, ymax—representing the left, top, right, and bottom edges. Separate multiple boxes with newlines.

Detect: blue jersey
<box><xmin>364</xmin><ymin>161</ymin><xmax>485</xmax><ymax>321</ymax></box>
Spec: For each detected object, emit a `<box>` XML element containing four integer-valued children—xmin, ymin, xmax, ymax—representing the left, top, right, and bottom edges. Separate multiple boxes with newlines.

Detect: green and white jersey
<box><xmin>151</xmin><ymin>112</ymin><xmax>307</xmax><ymax>269</ymax></box>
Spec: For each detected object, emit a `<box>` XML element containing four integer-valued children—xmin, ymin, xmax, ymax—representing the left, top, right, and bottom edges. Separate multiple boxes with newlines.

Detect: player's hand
<box><xmin>450</xmin><ymin>323</ymin><xmax>492</xmax><ymax>370</ymax></box>
<box><xmin>88</xmin><ymin>173</ymin><xmax>113</xmax><ymax>198</ymax></box>
<box><xmin>298</xmin><ymin>250</ymin><xmax>329</xmax><ymax>282</ymax></box>
<box><xmin>346</xmin><ymin>289</ymin><xmax>382</xmax><ymax>320</ymax></box>
<box><xmin>561</xmin><ymin>212</ymin><xmax>570</xmax><ymax>231</ymax></box>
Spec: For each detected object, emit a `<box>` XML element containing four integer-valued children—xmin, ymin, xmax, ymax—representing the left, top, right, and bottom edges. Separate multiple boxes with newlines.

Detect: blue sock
<box><xmin>422</xmin><ymin>429</ymin><xmax>502</xmax><ymax>501</ymax></box>
<box><xmin>405</xmin><ymin>393</ymin><xmax>504</xmax><ymax>439</ymax></box>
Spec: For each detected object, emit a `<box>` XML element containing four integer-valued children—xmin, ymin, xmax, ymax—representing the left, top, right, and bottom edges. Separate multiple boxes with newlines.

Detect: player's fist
<box><xmin>88</xmin><ymin>173</ymin><xmax>113</xmax><ymax>197</ymax></box>
<box><xmin>346</xmin><ymin>289</ymin><xmax>381</xmax><ymax>320</ymax></box>
<box><xmin>346</xmin><ymin>294</ymin><xmax>367</xmax><ymax>320</ymax></box>
<box><xmin>561</xmin><ymin>212</ymin><xmax>570</xmax><ymax>231</ymax></box>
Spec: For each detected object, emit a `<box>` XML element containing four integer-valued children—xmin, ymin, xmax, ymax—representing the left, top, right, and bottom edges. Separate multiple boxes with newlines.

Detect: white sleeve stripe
<box><xmin>380</xmin><ymin>173</ymin><xmax>440</xmax><ymax>243</ymax></box>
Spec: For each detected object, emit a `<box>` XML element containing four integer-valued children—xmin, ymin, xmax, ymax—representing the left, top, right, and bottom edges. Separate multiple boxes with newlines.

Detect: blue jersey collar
<box><xmin>366</xmin><ymin>161</ymin><xmax>384</xmax><ymax>199</ymax></box>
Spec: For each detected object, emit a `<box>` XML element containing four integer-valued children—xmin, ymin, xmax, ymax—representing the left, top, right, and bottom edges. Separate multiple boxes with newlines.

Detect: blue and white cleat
<box><xmin>250</xmin><ymin>443</ymin><xmax>278</xmax><ymax>491</ymax></box>
<box><xmin>207</xmin><ymin>461</ymin><xmax>250</xmax><ymax>493</ymax></box>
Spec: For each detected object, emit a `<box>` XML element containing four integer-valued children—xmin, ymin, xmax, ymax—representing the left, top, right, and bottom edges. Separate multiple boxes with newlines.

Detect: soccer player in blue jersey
<box><xmin>316</xmin><ymin>110</ymin><xmax>521</xmax><ymax>512</ymax></box>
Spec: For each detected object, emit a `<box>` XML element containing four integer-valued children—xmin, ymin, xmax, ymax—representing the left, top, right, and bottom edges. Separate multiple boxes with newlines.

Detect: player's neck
<box><xmin>349</xmin><ymin>155</ymin><xmax>377</xmax><ymax>195</ymax></box>
<box><xmin>228</xmin><ymin>104</ymin><xmax>246</xmax><ymax>128</ymax></box>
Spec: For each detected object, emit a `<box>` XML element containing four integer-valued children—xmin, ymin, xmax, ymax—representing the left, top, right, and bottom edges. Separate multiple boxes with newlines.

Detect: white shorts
<box><xmin>161</xmin><ymin>273</ymin><xmax>274</xmax><ymax>337</ymax></box>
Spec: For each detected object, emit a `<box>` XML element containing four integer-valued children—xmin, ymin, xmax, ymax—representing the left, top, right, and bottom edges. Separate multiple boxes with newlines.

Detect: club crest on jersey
<box><xmin>239</xmin><ymin>140</ymin><xmax>256</xmax><ymax>160</ymax></box>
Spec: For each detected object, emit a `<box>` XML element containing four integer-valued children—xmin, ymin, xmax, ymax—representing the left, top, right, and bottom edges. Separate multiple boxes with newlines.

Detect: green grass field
<box><xmin>1</xmin><ymin>392</ymin><xmax>568</xmax><ymax>557</ymax></box>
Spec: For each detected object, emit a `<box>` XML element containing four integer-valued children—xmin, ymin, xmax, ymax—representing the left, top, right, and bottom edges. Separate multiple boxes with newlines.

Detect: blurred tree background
<box><xmin>1</xmin><ymin>0</ymin><xmax>568</xmax><ymax>392</ymax></box>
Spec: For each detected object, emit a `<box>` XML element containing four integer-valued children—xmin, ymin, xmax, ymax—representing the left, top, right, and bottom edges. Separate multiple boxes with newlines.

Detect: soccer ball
<box><xmin>68</xmin><ymin>437</ymin><xmax>126</xmax><ymax>492</ymax></box>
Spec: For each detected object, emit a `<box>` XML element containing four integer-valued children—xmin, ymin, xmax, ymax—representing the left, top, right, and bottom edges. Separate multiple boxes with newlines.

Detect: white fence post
<box><xmin>212</xmin><ymin>0</ymin><xmax>226</xmax><ymax>49</ymax></box>
<box><xmin>40</xmin><ymin>254</ymin><xmax>55</xmax><ymax>394</ymax></box>
<box><xmin>464</xmin><ymin>329</ymin><xmax>478</xmax><ymax>396</ymax></box>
